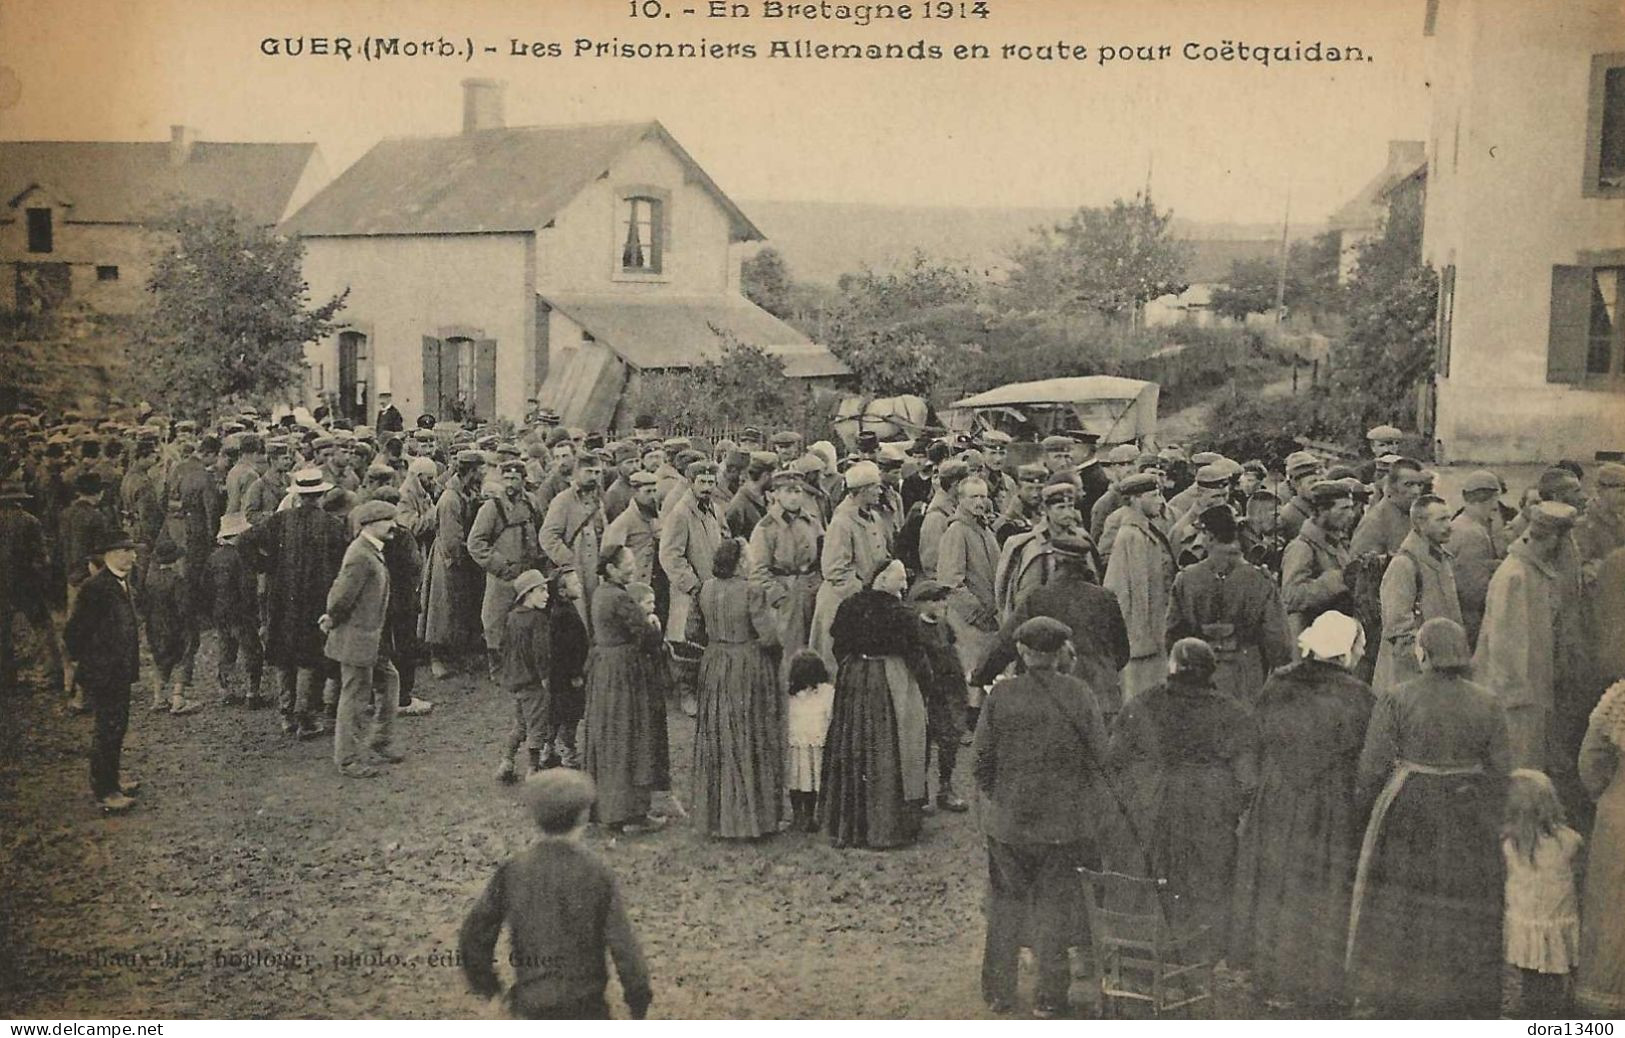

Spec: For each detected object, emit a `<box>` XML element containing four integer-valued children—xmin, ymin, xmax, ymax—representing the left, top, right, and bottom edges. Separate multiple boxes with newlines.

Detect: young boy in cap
<box><xmin>498</xmin><ymin>570</ymin><xmax>553</xmax><ymax>783</ymax></box>
<box><xmin>144</xmin><ymin>537</ymin><xmax>204</xmax><ymax>715</ymax></box>
<box><xmin>906</xmin><ymin>580</ymin><xmax>970</xmax><ymax>812</ymax></box>
<box><xmin>206</xmin><ymin>513</ymin><xmax>266</xmax><ymax>708</ymax></box>
<box><xmin>459</xmin><ymin>770</ymin><xmax>653</xmax><ymax>1019</ymax></box>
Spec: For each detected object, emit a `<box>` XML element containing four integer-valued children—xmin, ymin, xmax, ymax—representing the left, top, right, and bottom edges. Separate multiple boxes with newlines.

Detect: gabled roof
<box><xmin>0</xmin><ymin>140</ymin><xmax>317</xmax><ymax>225</ymax></box>
<box><xmin>542</xmin><ymin>292</ymin><xmax>849</xmax><ymax>377</ymax></box>
<box><xmin>281</xmin><ymin>120</ymin><xmax>763</xmax><ymax>241</ymax></box>
<box><xmin>1328</xmin><ymin>141</ymin><xmax>1427</xmax><ymax>233</ymax></box>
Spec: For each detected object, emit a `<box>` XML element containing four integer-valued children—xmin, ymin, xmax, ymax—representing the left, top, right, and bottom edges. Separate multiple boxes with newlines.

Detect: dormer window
<box><xmin>621</xmin><ymin>195</ymin><xmax>663</xmax><ymax>274</ymax></box>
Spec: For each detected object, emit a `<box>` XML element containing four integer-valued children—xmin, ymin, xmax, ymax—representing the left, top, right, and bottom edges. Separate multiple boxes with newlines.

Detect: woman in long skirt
<box><xmin>1347</xmin><ymin>618</ymin><xmax>1512</xmax><ymax>1018</ymax></box>
<box><xmin>1577</xmin><ymin>678</ymin><xmax>1625</xmax><ymax>1016</ymax></box>
<box><xmin>582</xmin><ymin>546</ymin><xmax>669</xmax><ymax>834</ymax></box>
<box><xmin>821</xmin><ymin>559</ymin><xmax>932</xmax><ymax>850</ymax></box>
<box><xmin>548</xmin><ymin>572</ymin><xmax>589</xmax><ymax>769</ymax></box>
<box><xmin>691</xmin><ymin>539</ymin><xmax>785</xmax><ymax>838</ymax></box>
<box><xmin>1230</xmin><ymin>611</ymin><xmax>1375</xmax><ymax>1010</ymax></box>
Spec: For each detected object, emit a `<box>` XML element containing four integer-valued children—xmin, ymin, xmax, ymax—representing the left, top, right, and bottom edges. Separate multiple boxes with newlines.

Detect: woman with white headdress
<box><xmin>1230</xmin><ymin>611</ymin><xmax>1376</xmax><ymax>1011</ymax></box>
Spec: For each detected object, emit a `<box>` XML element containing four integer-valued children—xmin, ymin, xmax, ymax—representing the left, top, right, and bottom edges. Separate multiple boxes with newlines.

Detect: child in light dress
<box><xmin>784</xmin><ymin>650</ymin><xmax>834</xmax><ymax>832</ymax></box>
<box><xmin>1502</xmin><ymin>769</ymin><xmax>1583</xmax><ymax>1017</ymax></box>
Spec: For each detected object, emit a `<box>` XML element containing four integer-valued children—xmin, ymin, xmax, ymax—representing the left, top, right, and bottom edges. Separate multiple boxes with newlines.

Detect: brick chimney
<box><xmin>169</xmin><ymin>125</ymin><xmax>197</xmax><ymax>166</ymax></box>
<box><xmin>461</xmin><ymin>78</ymin><xmax>505</xmax><ymax>134</ymax></box>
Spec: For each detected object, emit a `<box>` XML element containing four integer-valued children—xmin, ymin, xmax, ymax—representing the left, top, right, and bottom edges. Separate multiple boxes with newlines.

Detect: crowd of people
<box><xmin>2</xmin><ymin>396</ymin><xmax>1623</xmax><ymax>1020</ymax></box>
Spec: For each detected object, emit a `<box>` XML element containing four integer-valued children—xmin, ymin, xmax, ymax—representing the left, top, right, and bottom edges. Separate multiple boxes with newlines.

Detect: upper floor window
<box><xmin>1586</xmin><ymin>55</ymin><xmax>1625</xmax><ymax>197</ymax></box>
<box><xmin>620</xmin><ymin>195</ymin><xmax>664</xmax><ymax>275</ymax></box>
<box><xmin>26</xmin><ymin>208</ymin><xmax>52</xmax><ymax>253</ymax></box>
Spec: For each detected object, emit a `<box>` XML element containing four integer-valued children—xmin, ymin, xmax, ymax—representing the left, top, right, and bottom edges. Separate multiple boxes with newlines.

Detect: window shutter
<box><xmin>476</xmin><ymin>339</ymin><xmax>498</xmax><ymax>419</ymax></box>
<box><xmin>535</xmin><ymin>299</ymin><xmax>551</xmax><ymax>391</ymax></box>
<box><xmin>1547</xmin><ymin>266</ymin><xmax>1592</xmax><ymax>383</ymax></box>
<box><xmin>1436</xmin><ymin>265</ymin><xmax>1455</xmax><ymax>377</ymax></box>
<box><xmin>421</xmin><ymin>336</ymin><xmax>442</xmax><ymax>417</ymax></box>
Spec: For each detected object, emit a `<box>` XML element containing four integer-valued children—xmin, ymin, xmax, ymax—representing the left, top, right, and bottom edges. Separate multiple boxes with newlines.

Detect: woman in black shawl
<box><xmin>821</xmin><ymin>559</ymin><xmax>932</xmax><ymax>849</ymax></box>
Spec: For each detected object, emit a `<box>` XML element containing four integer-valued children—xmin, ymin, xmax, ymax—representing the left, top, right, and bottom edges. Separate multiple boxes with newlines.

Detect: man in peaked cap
<box><xmin>994</xmin><ymin>479</ymin><xmax>1095</xmax><ymax>622</ymax></box>
<box><xmin>469</xmin><ymin>458</ymin><xmax>546</xmax><ymax>673</ymax></box>
<box><xmin>659</xmin><ymin>460</ymin><xmax>726</xmax><ymax>646</ymax></box>
<box><xmin>1448</xmin><ymin>469</ymin><xmax>1509</xmax><ymax>645</ymax></box>
<box><xmin>973</xmin><ymin>612</ymin><xmax>1110</xmax><ymax>1018</ymax></box>
<box><xmin>1280</xmin><ymin>480</ymin><xmax>1358</xmax><ymax>640</ymax></box>
<box><xmin>1039</xmin><ymin>435</ymin><xmax>1076</xmax><ymax>479</ymax></box>
<box><xmin>1576</xmin><ymin>461</ymin><xmax>1625</xmax><ymax>570</ymax></box>
<box><xmin>769</xmin><ymin>430</ymin><xmax>804</xmax><ymax>468</ymax></box>
<box><xmin>1167</xmin><ymin>504</ymin><xmax>1292</xmax><ymax>704</ymax></box>
<box><xmin>993</xmin><ymin>462</ymin><xmax>1047</xmax><ymax>544</ymax></box>
<box><xmin>1102</xmin><ymin>471</ymin><xmax>1176</xmax><ymax>703</ymax></box>
<box><xmin>747</xmin><ymin>467</ymin><xmax>824</xmax><ymax>678</ymax></box>
<box><xmin>320</xmin><ymin>499</ymin><xmax>404</xmax><ymax>778</ymax></box>
<box><xmin>1473</xmin><ymin>500</ymin><xmax>1579</xmax><ymax>771</ymax></box>
<box><xmin>1277</xmin><ymin>451</ymin><xmax>1325</xmax><ymax>542</ymax></box>
<box><xmin>725</xmin><ymin>450</ymin><xmax>777</xmax><ymax>540</ymax></box>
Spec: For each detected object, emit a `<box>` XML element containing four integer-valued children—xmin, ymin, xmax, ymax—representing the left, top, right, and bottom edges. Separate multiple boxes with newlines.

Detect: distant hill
<box><xmin>739</xmin><ymin>198</ymin><xmax>1313</xmax><ymax>287</ymax></box>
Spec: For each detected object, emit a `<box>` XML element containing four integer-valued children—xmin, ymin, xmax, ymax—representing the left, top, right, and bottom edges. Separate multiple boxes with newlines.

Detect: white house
<box><xmin>280</xmin><ymin>80</ymin><xmax>846</xmax><ymax>429</ymax></box>
<box><xmin>1422</xmin><ymin>0</ymin><xmax>1625</xmax><ymax>461</ymax></box>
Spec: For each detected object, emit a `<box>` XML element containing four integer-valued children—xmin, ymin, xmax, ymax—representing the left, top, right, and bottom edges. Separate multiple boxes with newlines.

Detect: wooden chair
<box><xmin>1074</xmin><ymin>866</ymin><xmax>1216</xmax><ymax>1017</ymax></box>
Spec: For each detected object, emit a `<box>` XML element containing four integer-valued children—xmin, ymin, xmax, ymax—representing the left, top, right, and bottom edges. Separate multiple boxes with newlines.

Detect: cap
<box><xmin>351</xmin><ymin>500</ymin><xmax>397</xmax><ymax>526</ymax></box>
<box><xmin>1308</xmin><ymin>479</ymin><xmax>1353</xmax><ymax>505</ymax></box>
<box><xmin>855</xmin><ymin>430</ymin><xmax>880</xmax><ymax>452</ymax></box>
<box><xmin>629</xmin><ymin>471</ymin><xmax>658</xmax><ymax>487</ymax></box>
<box><xmin>937</xmin><ymin>459</ymin><xmax>970</xmax><ymax>486</ymax></box>
<box><xmin>769</xmin><ymin>469</ymin><xmax>806</xmax><ymax>488</ymax></box>
<box><xmin>217</xmin><ymin>513</ymin><xmax>251</xmax><ymax>539</ymax></box>
<box><xmin>662</xmin><ymin>436</ymin><xmax>693</xmax><ymax>452</ymax></box>
<box><xmin>1595</xmin><ymin>462</ymin><xmax>1625</xmax><ymax>489</ymax></box>
<box><xmin>513</xmin><ymin>569</ymin><xmax>548</xmax><ymax>600</ymax></box>
<box><xmin>1169</xmin><ymin>637</ymin><xmax>1218</xmax><ymax>676</ymax></box>
<box><xmin>1190</xmin><ymin>451</ymin><xmax>1224</xmax><ymax>466</ymax></box>
<box><xmin>906</xmin><ymin>579</ymin><xmax>950</xmax><ymax>604</ymax></box>
<box><xmin>769</xmin><ymin>431</ymin><xmax>803</xmax><ymax>447</ymax></box>
<box><xmin>1105</xmin><ymin>443</ymin><xmax>1141</xmax><ymax>464</ymax></box>
<box><xmin>367</xmin><ymin>460</ymin><xmax>396</xmax><ymax>479</ymax></box>
<box><xmin>740</xmin><ymin>426</ymin><xmax>764</xmax><ymax>444</ymax></box>
<box><xmin>1041</xmin><ymin>481</ymin><xmax>1079</xmax><ymax>504</ymax></box>
<box><xmin>1338</xmin><ymin>476</ymin><xmax>1372</xmax><ymax>501</ymax></box>
<box><xmin>1529</xmin><ymin>501</ymin><xmax>1580</xmax><ymax>534</ymax></box>
<box><xmin>1016</xmin><ymin>462</ymin><xmax>1049</xmax><ymax>482</ymax></box>
<box><xmin>290</xmin><ymin>468</ymin><xmax>335</xmax><ymax>495</ymax></box>
<box><xmin>1416</xmin><ymin>617</ymin><xmax>1473</xmax><ymax>668</ymax></box>
<box><xmin>684</xmin><ymin>460</ymin><xmax>718</xmax><ymax>480</ymax></box>
<box><xmin>1158</xmin><ymin>445</ymin><xmax>1187</xmax><ymax>462</ymax></box>
<box><xmin>1462</xmin><ymin>469</ymin><xmax>1501</xmax><ymax>495</ymax></box>
<box><xmin>1050</xmin><ymin>534</ymin><xmax>1096</xmax><ymax>561</ymax></box>
<box><xmin>535</xmin><ymin>409</ymin><xmax>561</xmax><ymax>425</ymax></box>
<box><xmin>1015</xmin><ymin>615</ymin><xmax>1072</xmax><ymax>653</ymax></box>
<box><xmin>844</xmin><ymin>461</ymin><xmax>881</xmax><ymax>489</ymax></box>
<box><xmin>1194</xmin><ymin>464</ymin><xmax>1228</xmax><ymax>488</ymax></box>
<box><xmin>1040</xmin><ymin>435</ymin><xmax>1074</xmax><ymax>453</ymax></box>
<box><xmin>455</xmin><ymin>449</ymin><xmax>485</xmax><ymax>466</ymax></box>
<box><xmin>519</xmin><ymin>768</ymin><xmax>597</xmax><ymax>832</ymax></box>
<box><xmin>1366</xmin><ymin>424</ymin><xmax>1404</xmax><ymax>442</ymax></box>
<box><xmin>975</xmin><ymin>429</ymin><xmax>1013</xmax><ymax>447</ymax></box>
<box><xmin>1118</xmin><ymin>472</ymin><xmax>1160</xmax><ymax>496</ymax></box>
<box><xmin>1285</xmin><ymin>451</ymin><xmax>1321</xmax><ymax>478</ymax></box>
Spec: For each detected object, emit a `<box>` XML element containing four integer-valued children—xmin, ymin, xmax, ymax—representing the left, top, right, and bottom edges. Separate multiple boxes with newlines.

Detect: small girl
<box><xmin>784</xmin><ymin>650</ymin><xmax>834</xmax><ymax>832</ymax></box>
<box><xmin>1503</xmin><ymin>769</ymin><xmax>1583</xmax><ymax>1017</ymax></box>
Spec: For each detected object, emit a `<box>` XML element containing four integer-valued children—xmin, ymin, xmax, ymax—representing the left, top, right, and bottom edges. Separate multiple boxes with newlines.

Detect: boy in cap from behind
<box><xmin>497</xmin><ymin>570</ymin><xmax>553</xmax><ymax>783</ymax></box>
<box><xmin>144</xmin><ymin>537</ymin><xmax>204</xmax><ymax>716</ymax></box>
<box><xmin>459</xmin><ymin>770</ymin><xmax>653</xmax><ymax>1019</ymax></box>
<box><xmin>206</xmin><ymin>513</ymin><xmax>266</xmax><ymax>708</ymax></box>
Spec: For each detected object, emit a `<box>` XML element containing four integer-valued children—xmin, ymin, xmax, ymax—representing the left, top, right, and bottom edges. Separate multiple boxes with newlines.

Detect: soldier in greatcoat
<box><xmin>747</xmin><ymin>469</ymin><xmax>823</xmax><ymax>679</ymax></box>
<box><xmin>1280</xmin><ymin>481</ymin><xmax>1358</xmax><ymax>642</ymax></box>
<box><xmin>657</xmin><ymin>460</ymin><xmax>726</xmax><ymax>643</ymax></box>
<box><xmin>1102</xmin><ymin>473</ymin><xmax>1177</xmax><ymax>704</ymax></box>
<box><xmin>539</xmin><ymin>454</ymin><xmax>606</xmax><ymax>632</ymax></box>
<box><xmin>419</xmin><ymin>451</ymin><xmax>486</xmax><ymax>676</ymax></box>
<box><xmin>468</xmin><ymin>459</ymin><xmax>544</xmax><ymax>669</ymax></box>
<box><xmin>1372</xmin><ymin>496</ymin><xmax>1464</xmax><ymax>695</ymax></box>
<box><xmin>808</xmin><ymin>461</ymin><xmax>889</xmax><ymax>670</ymax></box>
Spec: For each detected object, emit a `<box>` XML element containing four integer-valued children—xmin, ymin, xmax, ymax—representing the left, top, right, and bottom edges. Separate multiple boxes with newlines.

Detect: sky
<box><xmin>0</xmin><ymin>0</ymin><xmax>1432</xmax><ymax>225</ymax></box>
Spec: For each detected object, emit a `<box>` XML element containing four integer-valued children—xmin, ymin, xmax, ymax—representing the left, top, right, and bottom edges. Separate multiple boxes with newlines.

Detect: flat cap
<box><xmin>844</xmin><ymin>460</ymin><xmax>881</xmax><ymax>489</ymax></box>
<box><xmin>455</xmin><ymin>449</ymin><xmax>485</xmax><ymax>466</ymax></box>
<box><xmin>975</xmin><ymin>429</ymin><xmax>1013</xmax><ymax>447</ymax></box>
<box><xmin>1158</xmin><ymin>445</ymin><xmax>1187</xmax><ymax>462</ymax></box>
<box><xmin>519</xmin><ymin>768</ymin><xmax>597</xmax><ymax>831</ymax></box>
<box><xmin>684</xmin><ymin>459</ymin><xmax>718</xmax><ymax>480</ymax></box>
<box><xmin>1105</xmin><ymin>443</ymin><xmax>1141</xmax><ymax>464</ymax></box>
<box><xmin>1197</xmin><ymin>504</ymin><xmax>1237</xmax><ymax>538</ymax></box>
<box><xmin>1118</xmin><ymin>472</ymin><xmax>1160</xmax><ymax>496</ymax></box>
<box><xmin>1190</xmin><ymin>451</ymin><xmax>1224</xmax><ymax>466</ymax></box>
<box><xmin>1040</xmin><ymin>435</ymin><xmax>1075</xmax><ymax>452</ymax></box>
<box><xmin>1016</xmin><ymin>462</ymin><xmax>1049</xmax><ymax>482</ymax></box>
<box><xmin>1366</xmin><ymin>424</ymin><xmax>1404</xmax><ymax>441</ymax></box>
<box><xmin>936</xmin><ymin>459</ymin><xmax>970</xmax><ymax>485</ymax></box>
<box><xmin>628</xmin><ymin>471</ymin><xmax>658</xmax><ymax>487</ymax></box>
<box><xmin>769</xmin><ymin>431</ymin><xmax>803</xmax><ymax>447</ymax></box>
<box><xmin>1050</xmin><ymin>534</ymin><xmax>1096</xmax><ymax>560</ymax></box>
<box><xmin>1308</xmin><ymin>479</ymin><xmax>1353</xmax><ymax>505</ymax></box>
<box><xmin>1338</xmin><ymin>476</ymin><xmax>1372</xmax><ymax>500</ymax></box>
<box><xmin>1015</xmin><ymin>615</ymin><xmax>1073</xmax><ymax>653</ymax></box>
<box><xmin>1596</xmin><ymin>462</ymin><xmax>1625</xmax><ymax>488</ymax></box>
<box><xmin>662</xmin><ymin>436</ymin><xmax>693</xmax><ymax>452</ymax></box>
<box><xmin>769</xmin><ymin>468</ymin><xmax>806</xmax><ymax>487</ymax></box>
<box><xmin>1529</xmin><ymin>501</ymin><xmax>1580</xmax><ymax>534</ymax></box>
<box><xmin>1285</xmin><ymin>450</ymin><xmax>1321</xmax><ymax>477</ymax></box>
<box><xmin>739</xmin><ymin>426</ymin><xmax>763</xmax><ymax>444</ymax></box>
<box><xmin>351</xmin><ymin>500</ymin><xmax>397</xmax><ymax>526</ymax></box>
<box><xmin>1462</xmin><ymin>469</ymin><xmax>1502</xmax><ymax>495</ymax></box>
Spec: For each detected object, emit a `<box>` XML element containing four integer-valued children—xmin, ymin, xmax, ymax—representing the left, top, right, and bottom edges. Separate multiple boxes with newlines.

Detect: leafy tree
<box><xmin>829</xmin><ymin>329</ymin><xmax>946</xmax><ymax>397</ymax></box>
<box><xmin>1208</xmin><ymin>230</ymin><xmax>1343</xmax><ymax>322</ymax></box>
<box><xmin>833</xmin><ymin>249</ymin><xmax>981</xmax><ymax>324</ymax></box>
<box><xmin>741</xmin><ymin>246</ymin><xmax>794</xmax><ymax>318</ymax></box>
<box><xmin>1326</xmin><ymin>237</ymin><xmax>1437</xmax><ymax>442</ymax></box>
<box><xmin>132</xmin><ymin>203</ymin><xmax>346</xmax><ymax>418</ymax></box>
<box><xmin>1002</xmin><ymin>193</ymin><xmax>1188</xmax><ymax>321</ymax></box>
<box><xmin>624</xmin><ymin>336</ymin><xmax>814</xmax><ymax>432</ymax></box>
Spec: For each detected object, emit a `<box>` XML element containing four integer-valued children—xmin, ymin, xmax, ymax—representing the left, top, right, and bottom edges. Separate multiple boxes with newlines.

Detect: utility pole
<box><xmin>1274</xmin><ymin>190</ymin><xmax>1291</xmax><ymax>325</ymax></box>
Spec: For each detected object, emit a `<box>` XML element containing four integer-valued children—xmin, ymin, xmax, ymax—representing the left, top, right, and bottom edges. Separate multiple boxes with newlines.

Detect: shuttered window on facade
<box><xmin>1549</xmin><ymin>265</ymin><xmax>1625</xmax><ymax>382</ymax></box>
<box><xmin>422</xmin><ymin>336</ymin><xmax>497</xmax><ymax>420</ymax></box>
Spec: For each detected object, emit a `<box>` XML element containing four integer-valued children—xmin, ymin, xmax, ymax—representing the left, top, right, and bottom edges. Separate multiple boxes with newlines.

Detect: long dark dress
<box><xmin>1346</xmin><ymin>671</ymin><xmax>1511</xmax><ymax>1018</ymax></box>
<box><xmin>1106</xmin><ymin>674</ymin><xmax>1257</xmax><ymax>942</ymax></box>
<box><xmin>691</xmin><ymin>576</ymin><xmax>785</xmax><ymax>838</ymax></box>
<box><xmin>1230</xmin><ymin>659</ymin><xmax>1375</xmax><ymax>1005</ymax></box>
<box><xmin>583</xmin><ymin>581</ymin><xmax>670</xmax><ymax>826</ymax></box>
<box><xmin>821</xmin><ymin>589</ymin><xmax>932</xmax><ymax>849</ymax></box>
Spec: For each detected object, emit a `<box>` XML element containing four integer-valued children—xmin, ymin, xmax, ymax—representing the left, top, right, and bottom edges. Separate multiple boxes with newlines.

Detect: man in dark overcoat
<box><xmin>238</xmin><ymin>468</ymin><xmax>347</xmax><ymax>738</ymax></box>
<box><xmin>1</xmin><ymin>478</ymin><xmax>64</xmax><ymax>695</ymax></box>
<box><xmin>974</xmin><ymin>615</ymin><xmax>1109</xmax><ymax>1017</ymax></box>
<box><xmin>64</xmin><ymin>530</ymin><xmax>144</xmax><ymax>812</ymax></box>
